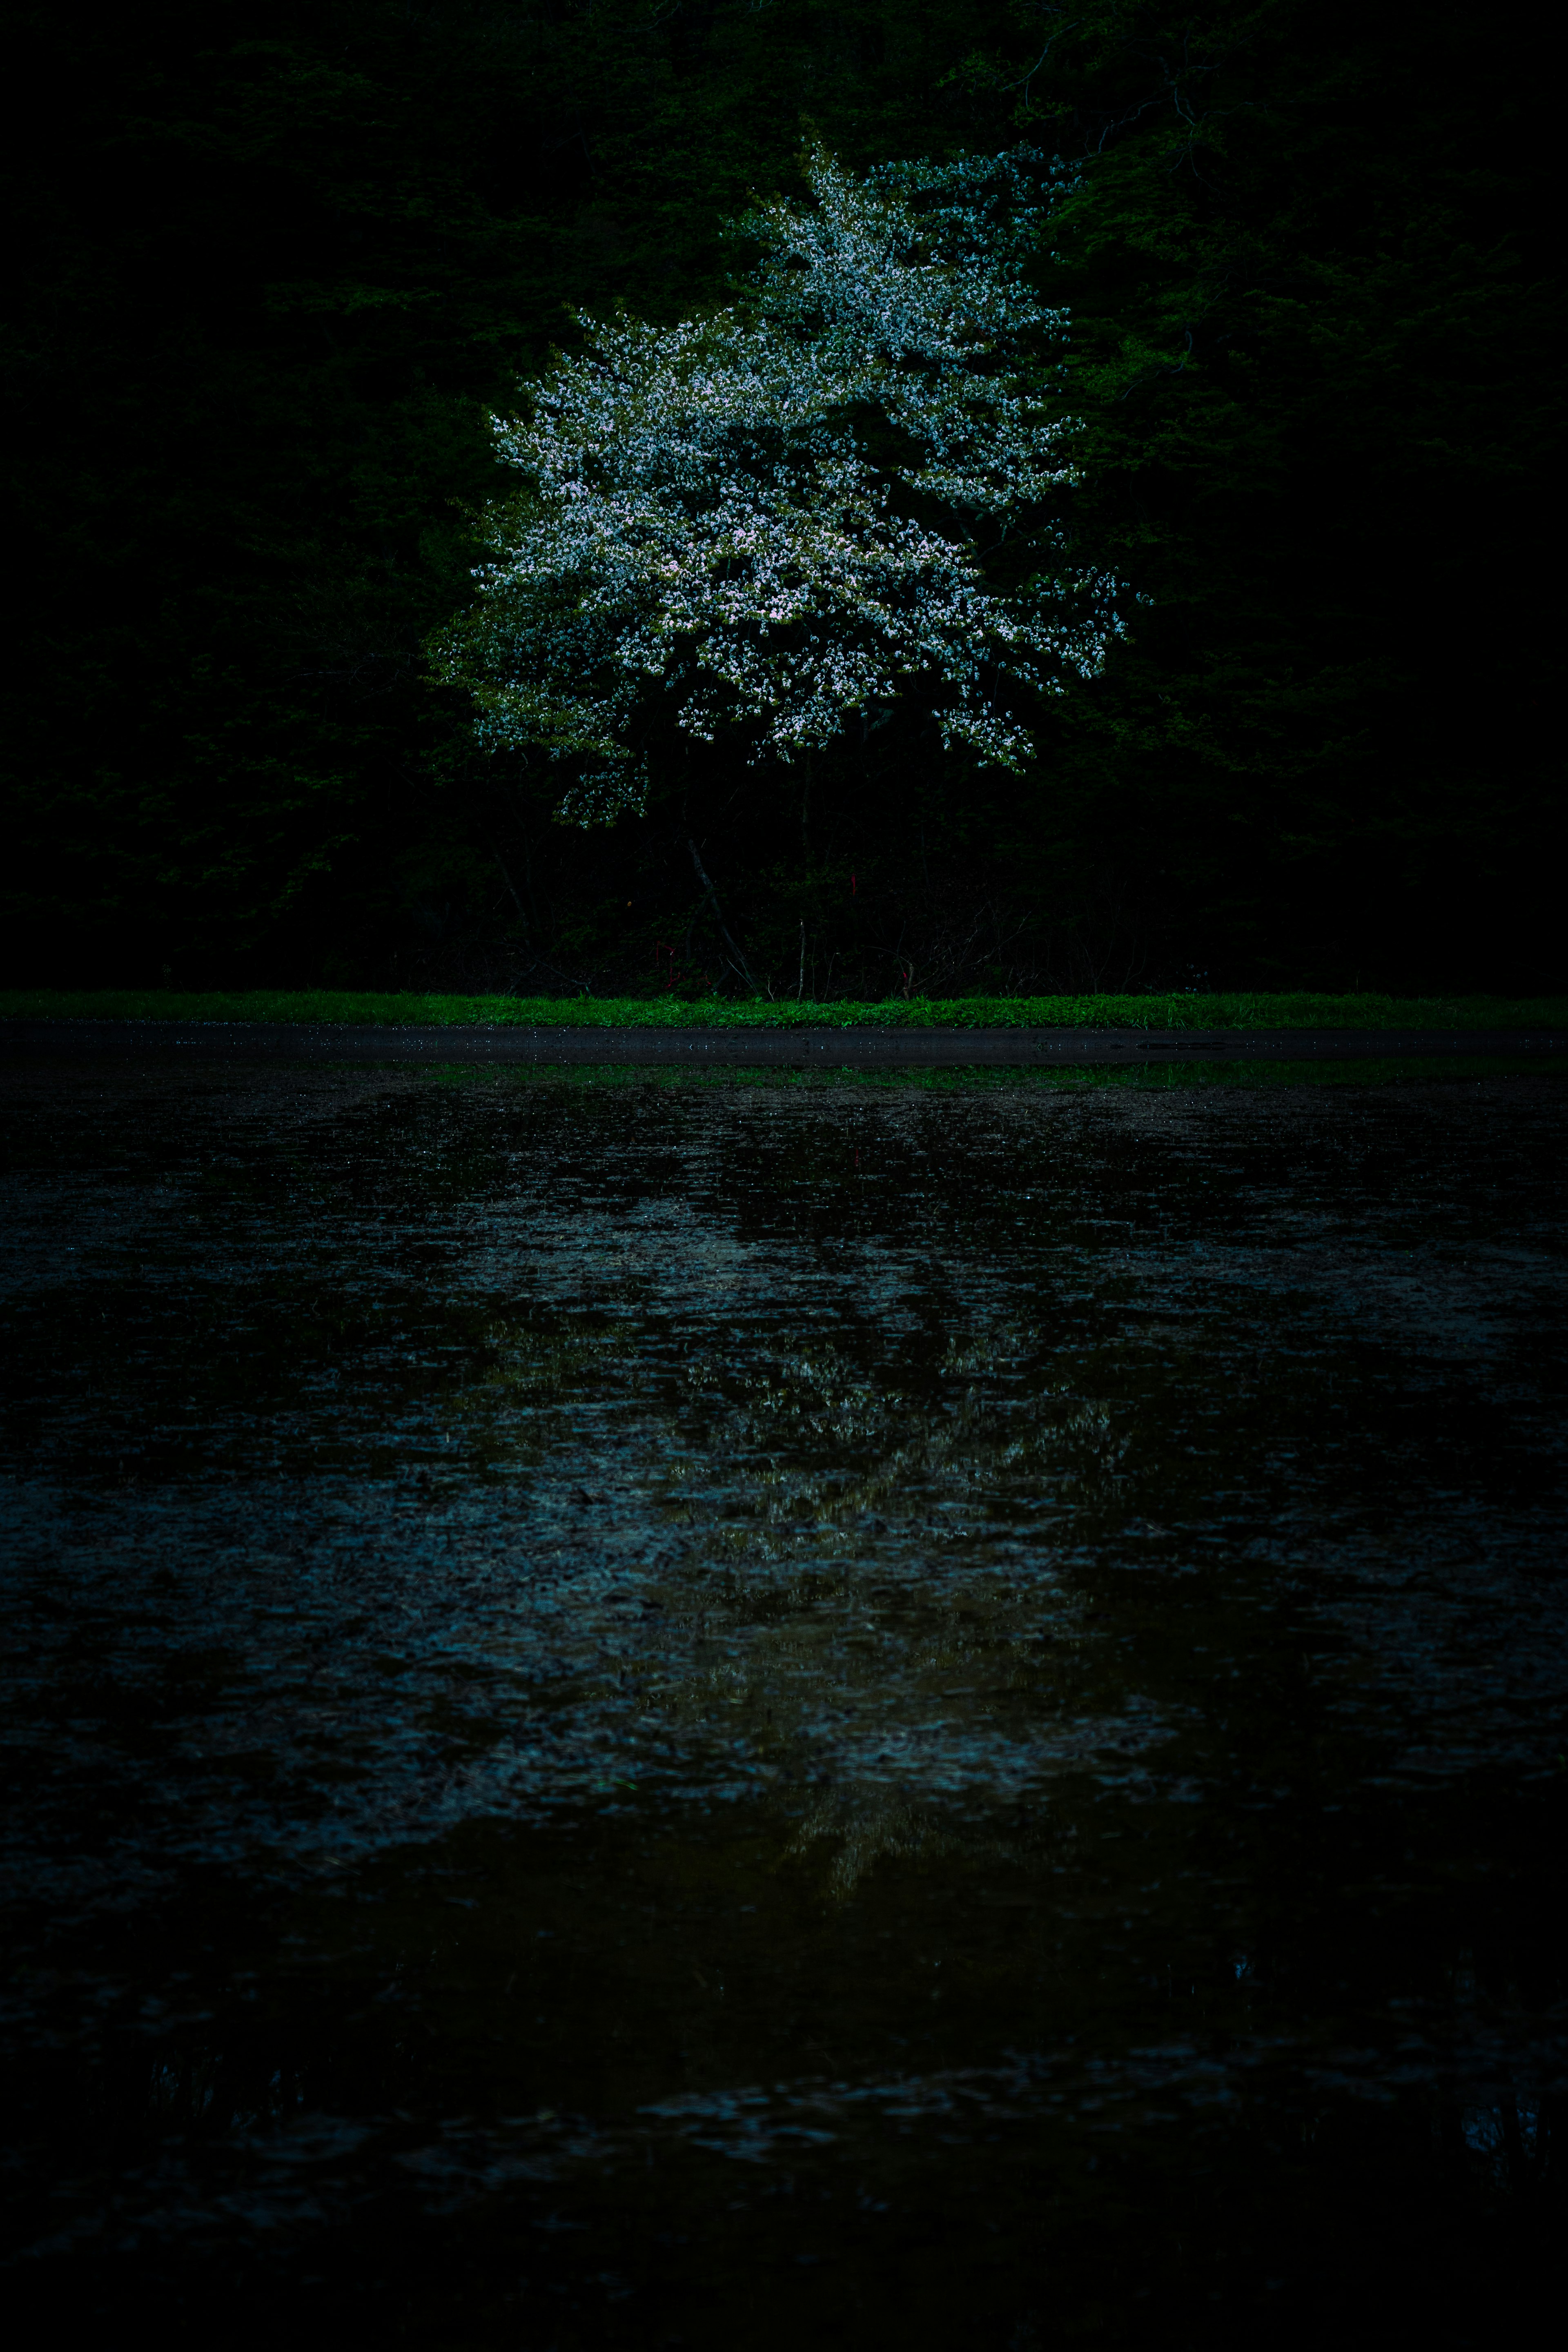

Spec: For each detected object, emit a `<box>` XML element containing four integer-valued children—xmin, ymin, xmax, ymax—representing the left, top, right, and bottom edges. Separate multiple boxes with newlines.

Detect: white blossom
<box><xmin>434</xmin><ymin>146</ymin><xmax>1121</xmax><ymax>823</ymax></box>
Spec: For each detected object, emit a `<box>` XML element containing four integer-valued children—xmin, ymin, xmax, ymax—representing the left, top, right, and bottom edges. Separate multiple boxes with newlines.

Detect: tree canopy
<box><xmin>2</xmin><ymin>2</ymin><xmax>1555</xmax><ymax>994</ymax></box>
<box><xmin>438</xmin><ymin>147</ymin><xmax>1120</xmax><ymax>816</ymax></box>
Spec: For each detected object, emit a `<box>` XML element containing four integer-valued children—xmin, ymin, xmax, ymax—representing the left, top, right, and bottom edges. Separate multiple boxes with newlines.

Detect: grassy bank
<box><xmin>2</xmin><ymin>989</ymin><xmax>1565</xmax><ymax>1031</ymax></box>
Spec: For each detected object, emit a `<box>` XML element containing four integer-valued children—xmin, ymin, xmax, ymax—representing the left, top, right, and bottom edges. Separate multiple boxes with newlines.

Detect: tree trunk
<box><xmin>687</xmin><ymin>838</ymin><xmax>757</xmax><ymax>992</ymax></box>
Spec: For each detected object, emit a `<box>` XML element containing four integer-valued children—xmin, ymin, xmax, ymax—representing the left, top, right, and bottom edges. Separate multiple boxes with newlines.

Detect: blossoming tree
<box><xmin>434</xmin><ymin>146</ymin><xmax>1120</xmax><ymax>826</ymax></box>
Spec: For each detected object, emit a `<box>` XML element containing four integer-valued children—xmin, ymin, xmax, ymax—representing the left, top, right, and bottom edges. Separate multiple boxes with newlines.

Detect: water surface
<box><xmin>2</xmin><ymin>1062</ymin><xmax>1564</xmax><ymax>2344</ymax></box>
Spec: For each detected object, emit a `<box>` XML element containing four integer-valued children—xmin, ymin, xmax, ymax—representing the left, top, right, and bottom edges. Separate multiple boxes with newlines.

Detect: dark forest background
<box><xmin>4</xmin><ymin>2</ymin><xmax>1556</xmax><ymax>996</ymax></box>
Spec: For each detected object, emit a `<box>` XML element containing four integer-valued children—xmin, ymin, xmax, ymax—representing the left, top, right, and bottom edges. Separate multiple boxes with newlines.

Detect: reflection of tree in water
<box><xmin>1458</xmin><ymin>2092</ymin><xmax>1548</xmax><ymax>2189</ymax></box>
<box><xmin>662</xmin><ymin>1323</ymin><xmax>1131</xmax><ymax>1546</ymax></box>
<box><xmin>782</xmin><ymin>1791</ymin><xmax>960</xmax><ymax>1900</ymax></box>
<box><xmin>608</xmin><ymin>1325</ymin><xmax>1167</xmax><ymax>1817</ymax></box>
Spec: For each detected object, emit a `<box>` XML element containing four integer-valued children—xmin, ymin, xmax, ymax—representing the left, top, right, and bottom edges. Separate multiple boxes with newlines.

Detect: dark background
<box><xmin>3</xmin><ymin>1</ymin><xmax>1555</xmax><ymax>997</ymax></box>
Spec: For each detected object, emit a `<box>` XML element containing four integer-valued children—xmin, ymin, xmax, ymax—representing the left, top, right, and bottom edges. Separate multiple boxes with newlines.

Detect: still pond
<box><xmin>2</xmin><ymin>1060</ymin><xmax>1564</xmax><ymax>2344</ymax></box>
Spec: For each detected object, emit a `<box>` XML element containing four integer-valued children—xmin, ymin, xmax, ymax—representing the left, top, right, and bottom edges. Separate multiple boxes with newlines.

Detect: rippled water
<box><xmin>2</xmin><ymin>1061</ymin><xmax>1564</xmax><ymax>2344</ymax></box>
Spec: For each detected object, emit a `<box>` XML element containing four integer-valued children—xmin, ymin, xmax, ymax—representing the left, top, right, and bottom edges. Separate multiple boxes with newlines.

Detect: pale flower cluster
<box><xmin>435</xmin><ymin>147</ymin><xmax>1121</xmax><ymax>824</ymax></box>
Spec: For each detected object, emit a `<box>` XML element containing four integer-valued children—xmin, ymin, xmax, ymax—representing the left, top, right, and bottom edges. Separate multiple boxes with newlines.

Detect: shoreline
<box><xmin>5</xmin><ymin>1019</ymin><xmax>1566</xmax><ymax>1066</ymax></box>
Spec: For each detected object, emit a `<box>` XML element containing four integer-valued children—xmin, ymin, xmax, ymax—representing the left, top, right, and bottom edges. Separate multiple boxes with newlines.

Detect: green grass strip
<box><xmin>4</xmin><ymin>989</ymin><xmax>1564</xmax><ymax>1032</ymax></box>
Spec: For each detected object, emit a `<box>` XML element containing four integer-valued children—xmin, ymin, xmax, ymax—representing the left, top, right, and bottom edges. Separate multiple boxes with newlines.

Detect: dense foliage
<box><xmin>4</xmin><ymin>2</ymin><xmax>1554</xmax><ymax>993</ymax></box>
<box><xmin>438</xmin><ymin>146</ymin><xmax>1120</xmax><ymax>829</ymax></box>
